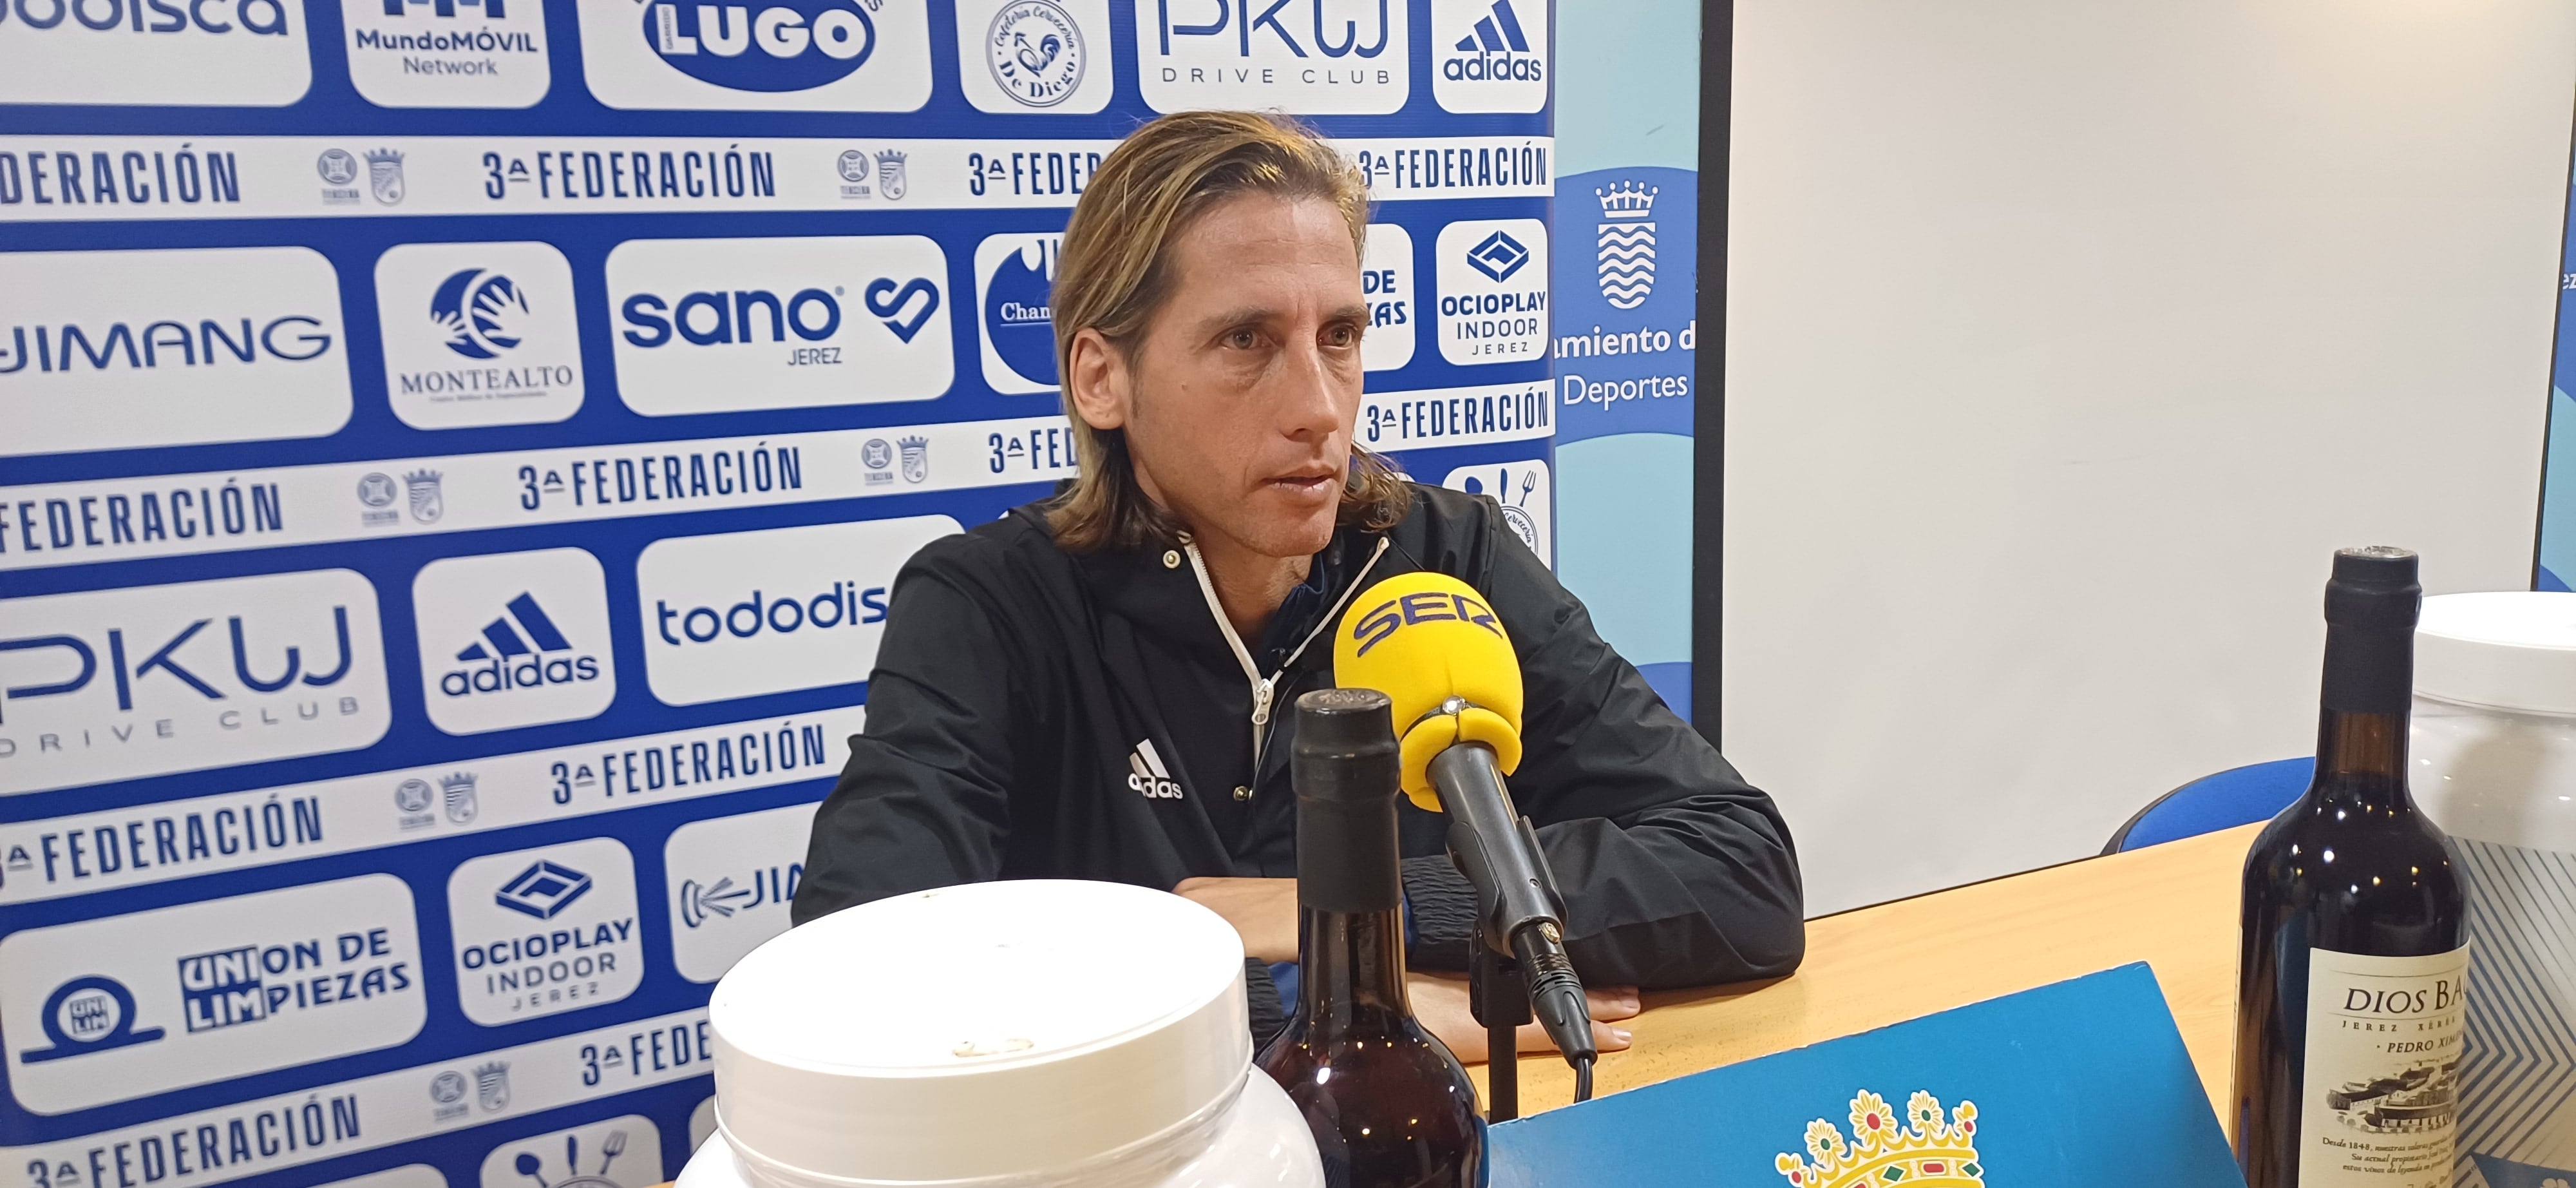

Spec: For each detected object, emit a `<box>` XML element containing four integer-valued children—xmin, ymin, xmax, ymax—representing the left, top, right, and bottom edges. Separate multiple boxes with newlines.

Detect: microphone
<box><xmin>1331</xmin><ymin>571</ymin><xmax>1597</xmax><ymax>1093</ymax></box>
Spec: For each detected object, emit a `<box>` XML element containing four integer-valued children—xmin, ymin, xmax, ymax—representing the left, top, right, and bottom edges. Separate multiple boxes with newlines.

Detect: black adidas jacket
<box><xmin>791</xmin><ymin>486</ymin><xmax>1805</xmax><ymax>1012</ymax></box>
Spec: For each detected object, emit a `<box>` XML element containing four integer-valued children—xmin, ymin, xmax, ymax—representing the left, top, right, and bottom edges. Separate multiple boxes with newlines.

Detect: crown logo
<box><xmin>365</xmin><ymin>148</ymin><xmax>405</xmax><ymax>168</ymax></box>
<box><xmin>875</xmin><ymin>149</ymin><xmax>907</xmax><ymax>168</ymax></box>
<box><xmin>1776</xmin><ymin>1090</ymin><xmax>1982</xmax><ymax>1188</ymax></box>
<box><xmin>896</xmin><ymin>435</ymin><xmax>927</xmax><ymax>450</ymax></box>
<box><xmin>404</xmin><ymin>469</ymin><xmax>442</xmax><ymax>486</ymax></box>
<box><xmin>1596</xmin><ymin>181</ymin><xmax>1657</xmax><ymax>221</ymax></box>
<box><xmin>440</xmin><ymin>771</ymin><xmax>476</xmax><ymax>793</ymax></box>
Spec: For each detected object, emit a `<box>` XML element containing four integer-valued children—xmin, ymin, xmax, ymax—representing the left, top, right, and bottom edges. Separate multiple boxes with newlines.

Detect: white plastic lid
<box><xmin>708</xmin><ymin>879</ymin><xmax>1252</xmax><ymax>1185</ymax></box>
<box><xmin>2415</xmin><ymin>591</ymin><xmax>2576</xmax><ymax>714</ymax></box>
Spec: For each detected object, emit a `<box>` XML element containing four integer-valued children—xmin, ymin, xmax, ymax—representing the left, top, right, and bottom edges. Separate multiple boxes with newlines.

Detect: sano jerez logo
<box><xmin>1431</xmin><ymin>0</ymin><xmax>1545</xmax><ymax>113</ymax></box>
<box><xmin>576</xmin><ymin>0</ymin><xmax>931</xmax><ymax>111</ymax></box>
<box><xmin>0</xmin><ymin>874</ymin><xmax>424</xmax><ymax>1115</ymax></box>
<box><xmin>0</xmin><ymin>0</ymin><xmax>310</xmax><ymax>106</ymax></box>
<box><xmin>1</xmin><ymin>247</ymin><xmax>352</xmax><ymax>458</ymax></box>
<box><xmin>1135</xmin><ymin>0</ymin><xmax>1408</xmax><ymax>115</ymax></box>
<box><xmin>607</xmin><ymin>235</ymin><xmax>954</xmax><ymax>415</ymax></box>
<box><xmin>0</xmin><ymin>570</ymin><xmax>390</xmax><ymax>796</ymax></box>
<box><xmin>1435</xmin><ymin>218</ymin><xmax>1549</xmax><ymax>366</ymax></box>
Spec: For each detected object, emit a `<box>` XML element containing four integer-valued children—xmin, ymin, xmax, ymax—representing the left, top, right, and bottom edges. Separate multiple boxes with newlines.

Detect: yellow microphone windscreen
<box><xmin>1332</xmin><ymin>571</ymin><xmax>1523</xmax><ymax>808</ymax></box>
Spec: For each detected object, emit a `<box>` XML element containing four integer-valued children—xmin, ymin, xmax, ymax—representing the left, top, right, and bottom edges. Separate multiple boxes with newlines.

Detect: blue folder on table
<box><xmin>1489</xmin><ymin>963</ymin><xmax>2246</xmax><ymax>1187</ymax></box>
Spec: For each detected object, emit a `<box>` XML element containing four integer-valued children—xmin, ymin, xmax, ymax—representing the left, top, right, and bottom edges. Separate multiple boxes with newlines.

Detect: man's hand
<box><xmin>1173</xmin><ymin>876</ymin><xmax>1300</xmax><ymax>963</ymax></box>
<box><xmin>1406</xmin><ymin>971</ymin><xmax>1636</xmax><ymax>1064</ymax></box>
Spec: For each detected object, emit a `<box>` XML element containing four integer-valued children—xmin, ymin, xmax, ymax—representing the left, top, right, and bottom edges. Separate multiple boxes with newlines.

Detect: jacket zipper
<box><xmin>1182</xmin><ymin>537</ymin><xmax>1390</xmax><ymax>779</ymax></box>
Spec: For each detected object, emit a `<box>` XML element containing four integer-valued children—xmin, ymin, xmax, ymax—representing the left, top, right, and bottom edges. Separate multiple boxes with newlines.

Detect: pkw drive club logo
<box><xmin>1430</xmin><ymin>0</ymin><xmax>1544</xmax><ymax>113</ymax></box>
<box><xmin>575</xmin><ymin>0</ymin><xmax>930</xmax><ymax>111</ymax></box>
<box><xmin>375</xmin><ymin>241</ymin><xmax>585</xmax><ymax>428</ymax></box>
<box><xmin>1435</xmin><ymin>218</ymin><xmax>1549</xmax><ymax>365</ymax></box>
<box><xmin>413</xmin><ymin>548</ymin><xmax>616</xmax><ymax>736</ymax></box>
<box><xmin>1135</xmin><ymin>0</ymin><xmax>1408</xmax><ymax>115</ymax></box>
<box><xmin>448</xmin><ymin>838</ymin><xmax>643</xmax><ymax>1024</ymax></box>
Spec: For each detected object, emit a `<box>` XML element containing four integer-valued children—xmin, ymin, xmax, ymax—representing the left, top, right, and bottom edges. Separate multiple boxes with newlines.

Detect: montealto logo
<box><xmin>0</xmin><ymin>0</ymin><xmax>312</xmax><ymax>105</ymax></box>
<box><xmin>0</xmin><ymin>570</ymin><xmax>390</xmax><ymax>797</ymax></box>
<box><xmin>0</xmin><ymin>247</ymin><xmax>352</xmax><ymax>457</ymax></box>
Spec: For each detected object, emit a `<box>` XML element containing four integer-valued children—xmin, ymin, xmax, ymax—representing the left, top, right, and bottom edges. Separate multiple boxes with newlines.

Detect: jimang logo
<box><xmin>1595</xmin><ymin>182</ymin><xmax>1656</xmax><ymax>311</ymax></box>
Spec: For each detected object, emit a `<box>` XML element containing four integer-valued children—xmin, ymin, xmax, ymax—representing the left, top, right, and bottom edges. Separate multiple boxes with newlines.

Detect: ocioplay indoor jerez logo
<box><xmin>1434</xmin><ymin>217</ymin><xmax>1549</xmax><ymax>366</ymax></box>
<box><xmin>1</xmin><ymin>246</ymin><xmax>352</xmax><ymax>457</ymax></box>
<box><xmin>0</xmin><ymin>569</ymin><xmax>391</xmax><ymax>797</ymax></box>
<box><xmin>375</xmin><ymin>241</ymin><xmax>585</xmax><ymax>430</ymax></box>
<box><xmin>0</xmin><ymin>874</ymin><xmax>426</xmax><ymax>1115</ymax></box>
<box><xmin>574</xmin><ymin>0</ymin><xmax>931</xmax><ymax>111</ymax></box>
<box><xmin>1135</xmin><ymin>0</ymin><xmax>1408</xmax><ymax>115</ymax></box>
<box><xmin>1429</xmin><ymin>0</ymin><xmax>1546</xmax><ymax>114</ymax></box>
<box><xmin>447</xmin><ymin>837</ymin><xmax>643</xmax><ymax>1026</ymax></box>
<box><xmin>339</xmin><ymin>0</ymin><xmax>552</xmax><ymax>108</ymax></box>
<box><xmin>0</xmin><ymin>0</ymin><xmax>310</xmax><ymax>106</ymax></box>
<box><xmin>412</xmin><ymin>547</ymin><xmax>617</xmax><ymax>737</ymax></box>
<box><xmin>955</xmin><ymin>0</ymin><xmax>1110</xmax><ymax>113</ymax></box>
<box><xmin>605</xmin><ymin>234</ymin><xmax>954</xmax><ymax>415</ymax></box>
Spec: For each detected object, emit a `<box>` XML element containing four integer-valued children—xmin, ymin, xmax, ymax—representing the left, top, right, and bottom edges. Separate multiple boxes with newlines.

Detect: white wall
<box><xmin>1725</xmin><ymin>0</ymin><xmax>2576</xmax><ymax>915</ymax></box>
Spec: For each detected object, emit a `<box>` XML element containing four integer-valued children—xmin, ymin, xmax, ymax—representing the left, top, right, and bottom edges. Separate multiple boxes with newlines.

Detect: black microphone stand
<box><xmin>1468</xmin><ymin>922</ymin><xmax>1533</xmax><ymax>1120</ymax></box>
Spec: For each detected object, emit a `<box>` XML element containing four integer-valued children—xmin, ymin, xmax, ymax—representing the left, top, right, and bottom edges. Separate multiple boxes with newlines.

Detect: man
<box><xmin>792</xmin><ymin>111</ymin><xmax>1803</xmax><ymax>1059</ymax></box>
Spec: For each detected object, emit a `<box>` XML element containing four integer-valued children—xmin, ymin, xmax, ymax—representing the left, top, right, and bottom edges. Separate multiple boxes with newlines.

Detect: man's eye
<box><xmin>1226</xmin><ymin>330</ymin><xmax>1259</xmax><ymax>349</ymax></box>
<box><xmin>1324</xmin><ymin>324</ymin><xmax>1358</xmax><ymax>347</ymax></box>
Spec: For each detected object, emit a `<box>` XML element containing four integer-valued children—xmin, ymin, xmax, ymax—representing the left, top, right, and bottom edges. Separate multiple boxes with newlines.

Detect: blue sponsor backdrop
<box><xmin>0</xmin><ymin>3</ymin><xmax>1555</xmax><ymax>1188</ymax></box>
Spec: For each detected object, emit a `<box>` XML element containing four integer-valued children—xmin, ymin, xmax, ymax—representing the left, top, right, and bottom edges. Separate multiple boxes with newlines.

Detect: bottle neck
<box><xmin>2311</xmin><ymin>620</ymin><xmax>2413</xmax><ymax>810</ymax></box>
<box><xmin>1296</xmin><ymin>905</ymin><xmax>1413</xmax><ymax>1025</ymax></box>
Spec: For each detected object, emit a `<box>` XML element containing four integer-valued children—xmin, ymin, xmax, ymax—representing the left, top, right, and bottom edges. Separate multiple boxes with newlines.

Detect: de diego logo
<box><xmin>983</xmin><ymin>0</ymin><xmax>1083</xmax><ymax>107</ymax></box>
<box><xmin>1776</xmin><ymin>1090</ymin><xmax>1982</xmax><ymax>1188</ymax></box>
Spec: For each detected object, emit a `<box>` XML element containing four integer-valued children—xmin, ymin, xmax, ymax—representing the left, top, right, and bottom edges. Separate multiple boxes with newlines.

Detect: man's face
<box><xmin>1079</xmin><ymin>193</ymin><xmax>1368</xmax><ymax>561</ymax></box>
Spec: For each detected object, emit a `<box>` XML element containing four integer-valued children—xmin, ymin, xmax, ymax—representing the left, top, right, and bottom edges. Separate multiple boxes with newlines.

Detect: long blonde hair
<box><xmin>1045</xmin><ymin>110</ymin><xmax>1410</xmax><ymax>554</ymax></box>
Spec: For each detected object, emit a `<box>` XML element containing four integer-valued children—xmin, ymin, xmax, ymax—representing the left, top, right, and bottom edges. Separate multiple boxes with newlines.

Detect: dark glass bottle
<box><xmin>2232</xmin><ymin>548</ymin><xmax>2468</xmax><ymax>1188</ymax></box>
<box><xmin>1259</xmin><ymin>688</ymin><xmax>1485</xmax><ymax>1188</ymax></box>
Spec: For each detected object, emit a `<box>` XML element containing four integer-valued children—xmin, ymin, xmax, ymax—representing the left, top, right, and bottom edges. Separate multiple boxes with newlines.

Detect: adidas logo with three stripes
<box><xmin>1442</xmin><ymin>0</ymin><xmax>1542</xmax><ymax>81</ymax></box>
<box><xmin>1126</xmin><ymin>739</ymin><xmax>1184</xmax><ymax>800</ymax></box>
<box><xmin>438</xmin><ymin>591</ymin><xmax>602</xmax><ymax>698</ymax></box>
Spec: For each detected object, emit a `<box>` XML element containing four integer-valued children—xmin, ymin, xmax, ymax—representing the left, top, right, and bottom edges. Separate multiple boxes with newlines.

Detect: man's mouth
<box><xmin>1267</xmin><ymin>471</ymin><xmax>1336</xmax><ymax>496</ymax></box>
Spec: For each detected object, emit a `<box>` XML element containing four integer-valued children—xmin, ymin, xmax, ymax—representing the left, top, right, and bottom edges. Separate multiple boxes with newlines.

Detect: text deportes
<box><xmin>654</xmin><ymin>582</ymin><xmax>887</xmax><ymax>645</ymax></box>
<box><xmin>1348</xmin><ymin>589</ymin><xmax>1503</xmax><ymax>659</ymax></box>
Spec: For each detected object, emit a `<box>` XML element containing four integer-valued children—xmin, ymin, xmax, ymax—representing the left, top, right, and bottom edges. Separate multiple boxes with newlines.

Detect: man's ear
<box><xmin>1064</xmin><ymin>327</ymin><xmax>1128</xmax><ymax>432</ymax></box>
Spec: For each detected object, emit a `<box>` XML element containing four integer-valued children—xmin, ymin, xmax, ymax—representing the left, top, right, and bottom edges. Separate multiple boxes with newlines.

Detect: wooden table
<box><xmin>1477</xmin><ymin>822</ymin><xmax>2260</xmax><ymax>1116</ymax></box>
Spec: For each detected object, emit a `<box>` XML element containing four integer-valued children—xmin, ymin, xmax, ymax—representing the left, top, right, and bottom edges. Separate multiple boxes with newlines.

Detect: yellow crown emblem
<box><xmin>1775</xmin><ymin>1090</ymin><xmax>1983</xmax><ymax>1188</ymax></box>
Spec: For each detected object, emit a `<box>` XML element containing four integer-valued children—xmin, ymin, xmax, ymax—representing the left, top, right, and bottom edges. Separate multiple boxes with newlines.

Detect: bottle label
<box><xmin>2297</xmin><ymin>944</ymin><xmax>2469</xmax><ymax>1188</ymax></box>
<box><xmin>2454</xmin><ymin>837</ymin><xmax>2576</xmax><ymax>1185</ymax></box>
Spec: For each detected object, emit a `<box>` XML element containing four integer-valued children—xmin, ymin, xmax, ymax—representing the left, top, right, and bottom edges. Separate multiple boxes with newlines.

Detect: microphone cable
<box><xmin>1573</xmin><ymin>1056</ymin><xmax>1594</xmax><ymax>1103</ymax></box>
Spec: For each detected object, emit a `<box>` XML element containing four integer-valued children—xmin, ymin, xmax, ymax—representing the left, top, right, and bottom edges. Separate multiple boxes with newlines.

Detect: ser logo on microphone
<box><xmin>1348</xmin><ymin>589</ymin><xmax>1502</xmax><ymax>658</ymax></box>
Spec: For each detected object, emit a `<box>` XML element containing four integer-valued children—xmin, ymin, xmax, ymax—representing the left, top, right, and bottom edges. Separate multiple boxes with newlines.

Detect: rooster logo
<box><xmin>985</xmin><ymin>1</ymin><xmax>1086</xmax><ymax>108</ymax></box>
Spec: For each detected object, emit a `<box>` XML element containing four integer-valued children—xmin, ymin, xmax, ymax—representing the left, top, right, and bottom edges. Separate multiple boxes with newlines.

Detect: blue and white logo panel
<box><xmin>338</xmin><ymin>0</ymin><xmax>552</xmax><ymax>108</ymax></box>
<box><xmin>974</xmin><ymin>231</ymin><xmax>1059</xmax><ymax>394</ymax></box>
<box><xmin>956</xmin><ymin>0</ymin><xmax>1110</xmax><ymax>113</ymax></box>
<box><xmin>574</xmin><ymin>0</ymin><xmax>932</xmax><ymax>111</ymax></box>
<box><xmin>606</xmin><ymin>234</ymin><xmax>954</xmax><ymax>415</ymax></box>
<box><xmin>663</xmin><ymin>801</ymin><xmax>813</xmax><ymax>983</ymax></box>
<box><xmin>2</xmin><ymin>246</ymin><xmax>352</xmax><ymax>457</ymax></box>
<box><xmin>0</xmin><ymin>568</ymin><xmax>391</xmax><ymax>796</ymax></box>
<box><xmin>635</xmin><ymin>513</ymin><xmax>960</xmax><ymax>707</ymax></box>
<box><xmin>0</xmin><ymin>0</ymin><xmax>311</xmax><ymax>106</ymax></box>
<box><xmin>477</xmin><ymin>1116</ymin><xmax>664</xmax><ymax>1188</ymax></box>
<box><xmin>445</xmin><ymin>838</ymin><xmax>642</xmax><ymax>1026</ymax></box>
<box><xmin>1442</xmin><ymin>457</ymin><xmax>1550</xmax><ymax>568</ymax></box>
<box><xmin>374</xmin><ymin>241</ymin><xmax>585</xmax><ymax>429</ymax></box>
<box><xmin>412</xmin><ymin>546</ymin><xmax>616</xmax><ymax>736</ymax></box>
<box><xmin>1361</xmin><ymin>222</ymin><xmax>1415</xmax><ymax>372</ymax></box>
<box><xmin>1135</xmin><ymin>0</ymin><xmax>1409</xmax><ymax>115</ymax></box>
<box><xmin>1430</xmin><ymin>0</ymin><xmax>1546</xmax><ymax>114</ymax></box>
<box><xmin>0</xmin><ymin>874</ymin><xmax>424</xmax><ymax>1115</ymax></box>
<box><xmin>1434</xmin><ymin>217</ymin><xmax>1549</xmax><ymax>366</ymax></box>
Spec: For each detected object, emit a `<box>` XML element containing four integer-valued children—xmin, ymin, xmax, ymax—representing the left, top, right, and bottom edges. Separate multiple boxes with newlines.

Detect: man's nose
<box><xmin>1274</xmin><ymin>337</ymin><xmax>1345</xmax><ymax>442</ymax></box>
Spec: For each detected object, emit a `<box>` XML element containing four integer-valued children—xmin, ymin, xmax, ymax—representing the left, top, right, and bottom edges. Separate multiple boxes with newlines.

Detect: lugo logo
<box><xmin>0</xmin><ymin>570</ymin><xmax>388</xmax><ymax>796</ymax></box>
<box><xmin>607</xmin><ymin>235</ymin><xmax>952</xmax><ymax>415</ymax></box>
<box><xmin>413</xmin><ymin>548</ymin><xmax>616</xmax><ymax>736</ymax></box>
<box><xmin>1</xmin><ymin>247</ymin><xmax>352</xmax><ymax>457</ymax></box>
<box><xmin>0</xmin><ymin>0</ymin><xmax>312</xmax><ymax>105</ymax></box>
<box><xmin>1430</xmin><ymin>0</ymin><xmax>1546</xmax><ymax>113</ymax></box>
<box><xmin>636</xmin><ymin>515</ymin><xmax>959</xmax><ymax>705</ymax></box>
<box><xmin>974</xmin><ymin>232</ymin><xmax>1059</xmax><ymax>394</ymax></box>
<box><xmin>576</xmin><ymin>0</ymin><xmax>929</xmax><ymax>111</ymax></box>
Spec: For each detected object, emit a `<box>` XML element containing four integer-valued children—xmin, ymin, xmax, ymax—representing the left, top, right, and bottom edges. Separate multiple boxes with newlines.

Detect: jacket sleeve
<box><xmin>1398</xmin><ymin>515</ymin><xmax>1807</xmax><ymax>990</ymax></box>
<box><xmin>790</xmin><ymin>544</ymin><xmax>1023</xmax><ymax>926</ymax></box>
